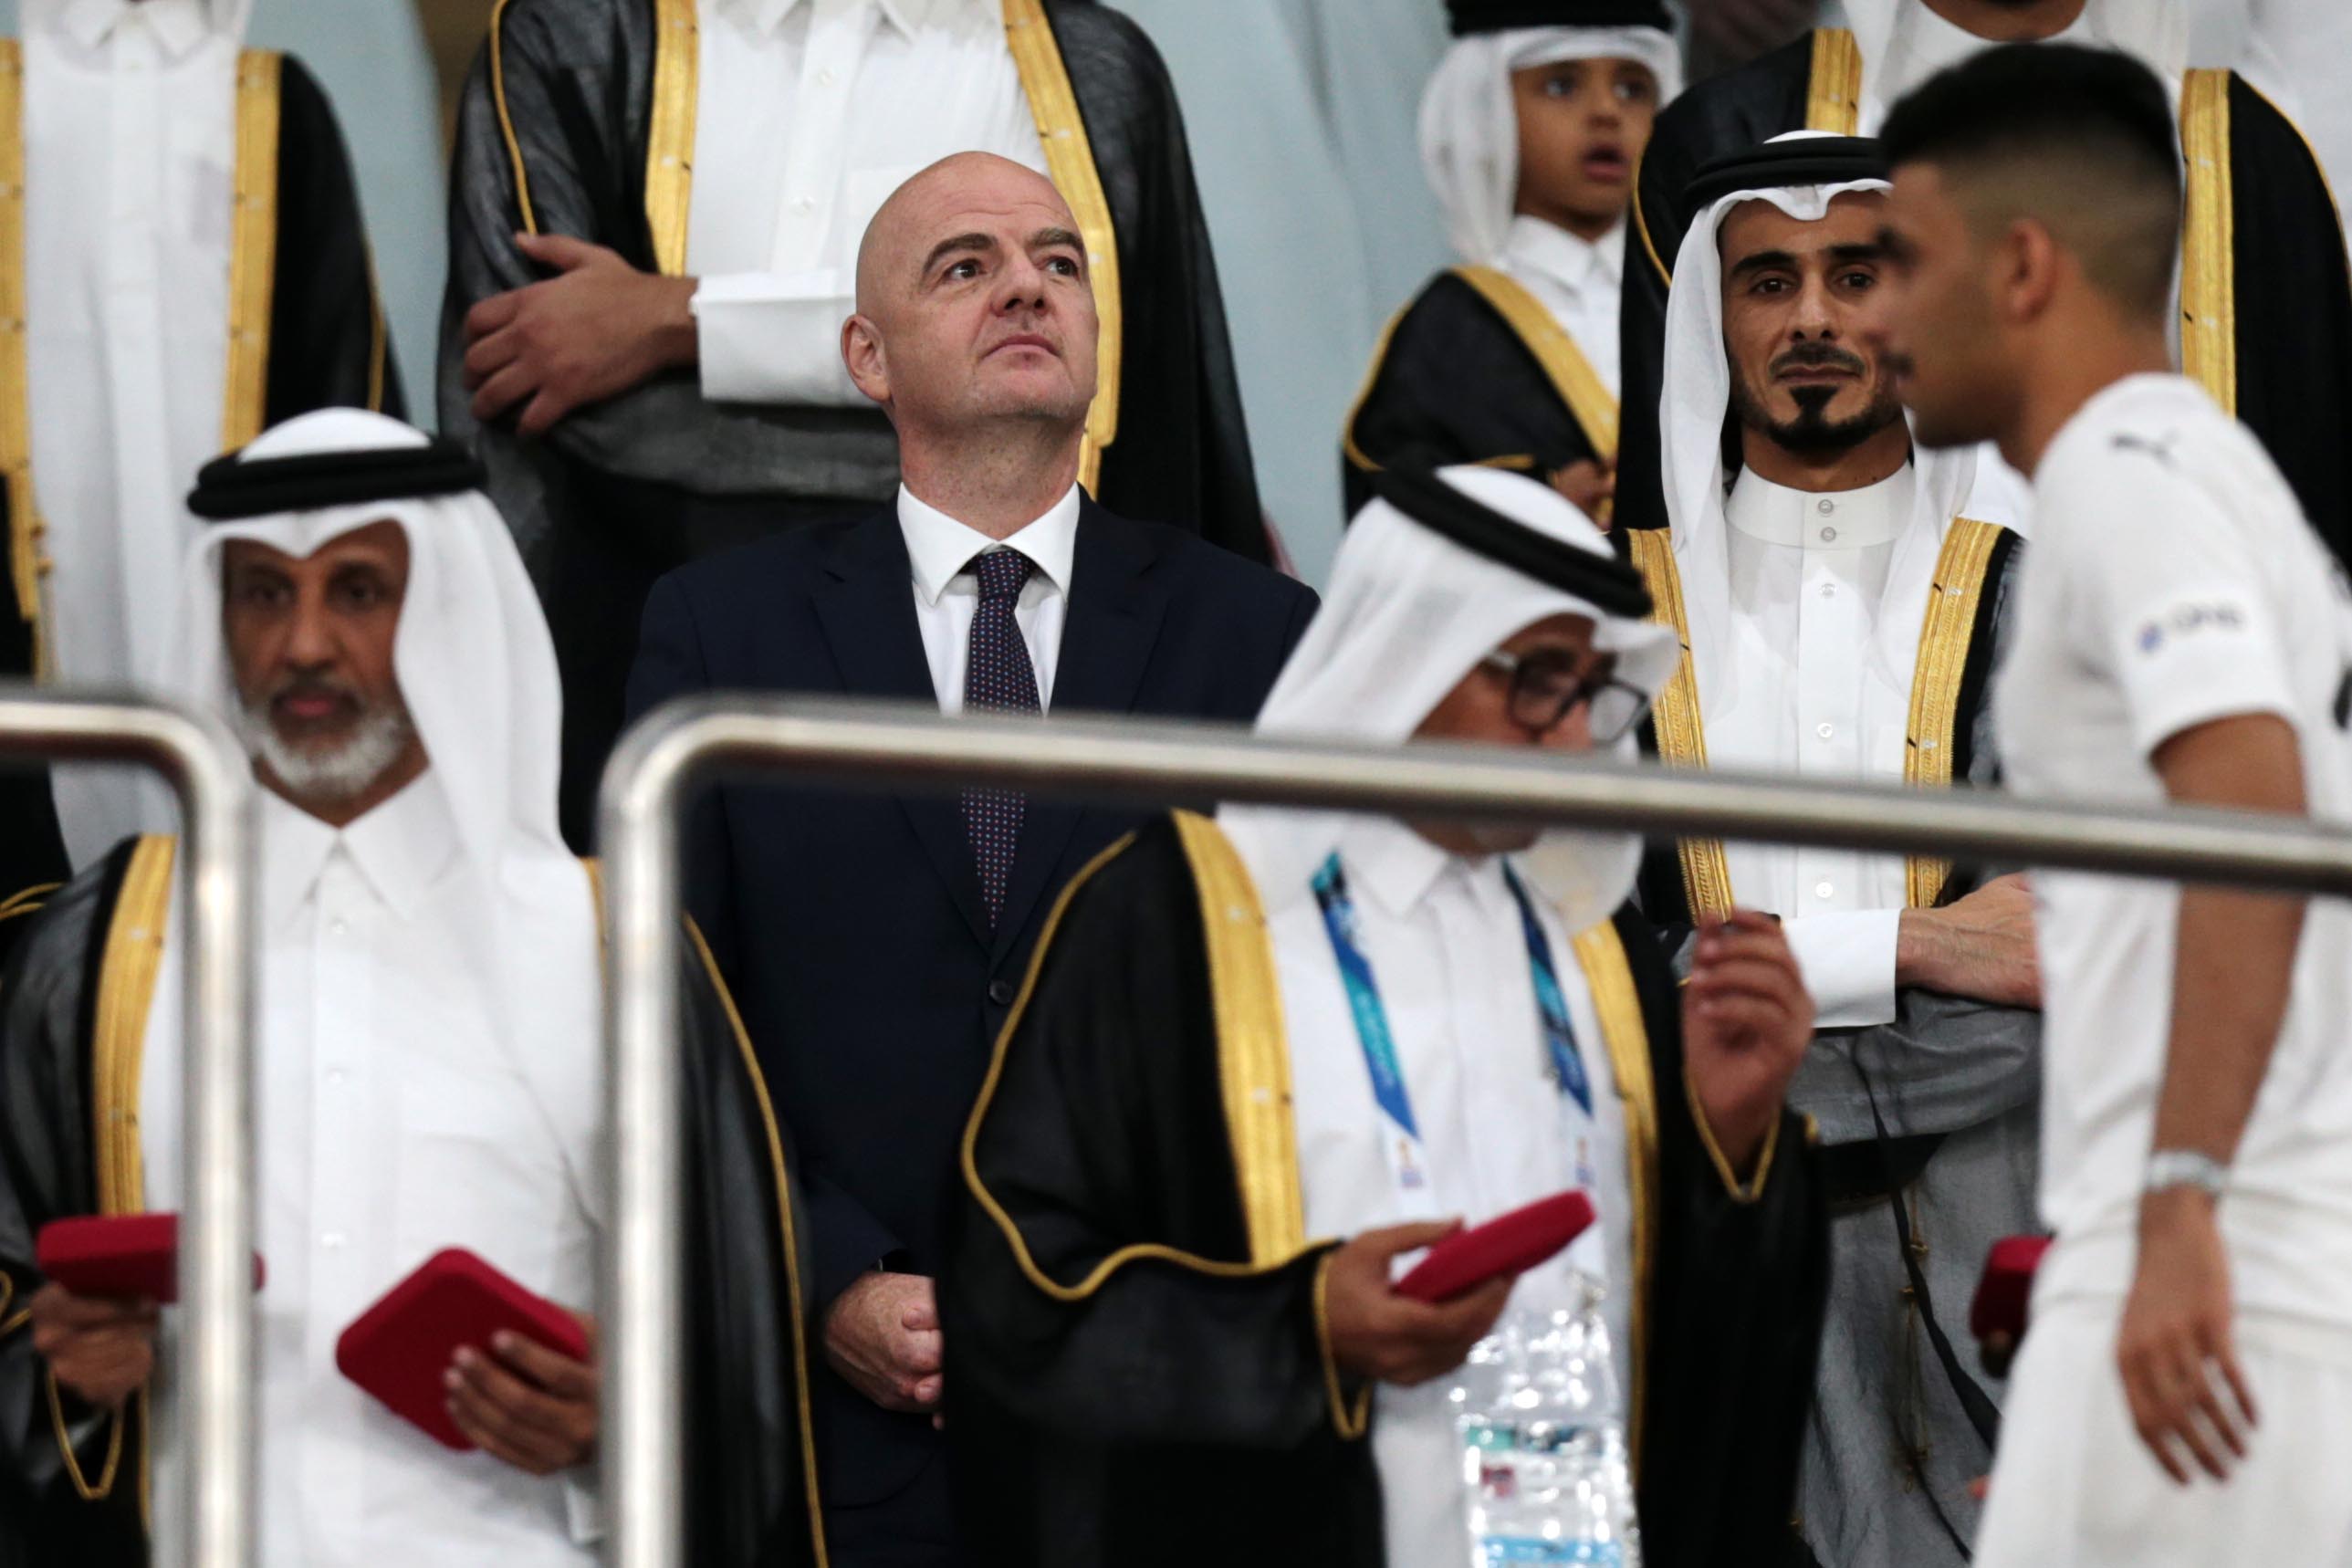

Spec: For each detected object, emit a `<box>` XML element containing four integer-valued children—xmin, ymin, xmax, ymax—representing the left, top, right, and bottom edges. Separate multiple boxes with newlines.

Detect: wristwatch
<box><xmin>2144</xmin><ymin>1150</ymin><xmax>2230</xmax><ymax>1202</ymax></box>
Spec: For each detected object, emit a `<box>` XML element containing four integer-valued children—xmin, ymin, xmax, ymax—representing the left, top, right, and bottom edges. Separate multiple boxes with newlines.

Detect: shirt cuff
<box><xmin>1782</xmin><ymin>910</ymin><xmax>1899</xmax><ymax>1029</ymax></box>
<box><xmin>690</xmin><ymin>272</ymin><xmax>863</xmax><ymax>406</ymax></box>
<box><xmin>563</xmin><ymin>1466</ymin><xmax>604</xmax><ymax>1545</ymax></box>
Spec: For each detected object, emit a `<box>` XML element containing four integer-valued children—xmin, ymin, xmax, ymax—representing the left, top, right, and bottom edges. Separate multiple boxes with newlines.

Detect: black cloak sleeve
<box><xmin>0</xmin><ymin>480</ymin><xmax>69</xmax><ymax>939</ymax></box>
<box><xmin>1615</xmin><ymin>905</ymin><xmax>1828</xmax><ymax>1568</ymax></box>
<box><xmin>1048</xmin><ymin>4</ymin><xmax>1268</xmax><ymax>561</ymax></box>
<box><xmin>266</xmin><ymin>55</ymin><xmax>402</xmax><ymax>426</ymax></box>
<box><xmin>0</xmin><ymin>847</ymin><xmax>148</xmax><ymax>1568</ymax></box>
<box><xmin>1341</xmin><ymin>272</ymin><xmax>1601</xmax><ymax>519</ymax></box>
<box><xmin>945</xmin><ymin>820</ymin><xmax>1380</xmax><ymax>1568</ymax></box>
<box><xmin>2224</xmin><ymin>75</ymin><xmax>2352</xmax><ymax>570</ymax></box>
<box><xmin>1618</xmin><ymin>38</ymin><xmax>1814</xmax><ymax>537</ymax></box>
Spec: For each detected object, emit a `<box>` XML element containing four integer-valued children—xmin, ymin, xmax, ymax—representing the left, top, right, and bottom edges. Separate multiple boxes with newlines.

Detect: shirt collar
<box><xmin>897</xmin><ymin>482</ymin><xmax>1082</xmax><ymax>608</ymax></box>
<box><xmin>1500</xmin><ymin>214</ymin><xmax>1625</xmax><ymax>298</ymax></box>
<box><xmin>731</xmin><ymin>0</ymin><xmax>946</xmax><ymax>39</ymax></box>
<box><xmin>261</xmin><ymin>772</ymin><xmax>458</xmax><ymax>934</ymax></box>
<box><xmin>56</xmin><ymin>0</ymin><xmax>218</xmax><ymax>57</ymax></box>
<box><xmin>1724</xmin><ymin>462</ymin><xmax>1915</xmax><ymax>550</ymax></box>
<box><xmin>1337</xmin><ymin>815</ymin><xmax>1507</xmax><ymax>922</ymax></box>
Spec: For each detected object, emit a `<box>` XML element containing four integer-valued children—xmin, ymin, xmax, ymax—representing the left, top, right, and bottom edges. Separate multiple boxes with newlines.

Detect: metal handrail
<box><xmin>0</xmin><ymin>688</ymin><xmax>256</xmax><ymax>1568</ymax></box>
<box><xmin>598</xmin><ymin>693</ymin><xmax>2352</xmax><ymax>1568</ymax></box>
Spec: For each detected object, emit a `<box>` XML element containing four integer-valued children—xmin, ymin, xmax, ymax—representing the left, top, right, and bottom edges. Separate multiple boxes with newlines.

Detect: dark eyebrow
<box><xmin>1828</xmin><ymin>241</ymin><xmax>1887</xmax><ymax>265</ymax></box>
<box><xmin>1876</xmin><ymin>225</ymin><xmax>1914</xmax><ymax>257</ymax></box>
<box><xmin>1032</xmin><ymin>226</ymin><xmax>1084</xmax><ymax>254</ymax></box>
<box><xmin>1727</xmin><ymin>247</ymin><xmax>1799</xmax><ymax>279</ymax></box>
<box><xmin>920</xmin><ymin>232</ymin><xmax>997</xmax><ymax>277</ymax></box>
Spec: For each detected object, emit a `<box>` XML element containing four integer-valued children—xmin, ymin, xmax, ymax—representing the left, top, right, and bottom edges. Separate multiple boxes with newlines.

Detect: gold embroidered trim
<box><xmin>0</xmin><ymin>881</ymin><xmax>58</xmax><ymax>922</ymax></box>
<box><xmin>1003</xmin><ymin>0</ymin><xmax>1121</xmax><ymax>494</ymax></box>
<box><xmin>685</xmin><ymin>922</ymin><xmax>831</xmax><ymax>1568</ymax></box>
<box><xmin>1683</xmin><ymin>1061</ymin><xmax>1780</xmax><ymax>1205</ymax></box>
<box><xmin>94</xmin><ymin>838</ymin><xmax>174</xmax><ymax>1218</ymax></box>
<box><xmin>222</xmin><ymin>52</ymin><xmax>282</xmax><ymax>452</ymax></box>
<box><xmin>1806</xmin><ymin>28</ymin><xmax>1863</xmax><ymax>136</ymax></box>
<box><xmin>1451</xmin><ymin>266</ymin><xmax>1621</xmax><ymax>463</ymax></box>
<box><xmin>1340</xmin><ymin>302</ymin><xmax>1412</xmax><ymax>476</ymax></box>
<box><xmin>47</xmin><ymin>1369</ymin><xmax>125</xmax><ymax>1500</ymax></box>
<box><xmin>1631</xmin><ymin>147</ymin><xmax>1672</xmax><ymax>286</ymax></box>
<box><xmin>1312</xmin><ymin>1251</ymin><xmax>1373</xmax><ymax>1441</ymax></box>
<box><xmin>645</xmin><ymin>0</ymin><xmax>699</xmax><ymax>277</ymax></box>
<box><xmin>1903</xmin><ymin>518</ymin><xmax>2003</xmax><ymax>906</ymax></box>
<box><xmin>1174</xmin><ymin>810</ymin><xmax>1309</xmax><ymax>1264</ymax></box>
<box><xmin>0</xmin><ymin>43</ymin><xmax>48</xmax><ymax>675</ymax></box>
<box><xmin>488</xmin><ymin>0</ymin><xmax>539</xmax><ymax>237</ymax></box>
<box><xmin>364</xmin><ymin>251</ymin><xmax>389</xmax><ymax>413</ymax></box>
<box><xmin>1625</xmin><ymin>528</ymin><xmax>1732</xmax><ymax>921</ymax></box>
<box><xmin>1573</xmin><ymin>921</ymin><xmax>1655</xmax><ymax>1469</ymax></box>
<box><xmin>2180</xmin><ymin>69</ymin><xmax>2237</xmax><ymax>417</ymax></box>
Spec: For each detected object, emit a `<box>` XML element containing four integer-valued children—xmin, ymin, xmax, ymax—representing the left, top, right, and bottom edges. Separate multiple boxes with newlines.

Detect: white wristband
<box><xmin>2144</xmin><ymin>1149</ymin><xmax>2229</xmax><ymax>1201</ymax></box>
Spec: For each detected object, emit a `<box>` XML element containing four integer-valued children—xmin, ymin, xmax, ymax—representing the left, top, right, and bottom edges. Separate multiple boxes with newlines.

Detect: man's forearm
<box><xmin>2148</xmin><ymin>883</ymin><xmax>2304</xmax><ymax>1166</ymax></box>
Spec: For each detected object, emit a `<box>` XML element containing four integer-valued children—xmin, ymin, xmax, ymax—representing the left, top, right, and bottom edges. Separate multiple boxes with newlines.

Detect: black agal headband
<box><xmin>1445</xmin><ymin>0</ymin><xmax>1673</xmax><ymax>35</ymax></box>
<box><xmin>1683</xmin><ymin>136</ymin><xmax>1890</xmax><ymax>217</ymax></box>
<box><xmin>1371</xmin><ymin>468</ymin><xmax>1654</xmax><ymax>619</ymax></box>
<box><xmin>188</xmin><ymin>439</ymin><xmax>487</xmax><ymax>522</ymax></box>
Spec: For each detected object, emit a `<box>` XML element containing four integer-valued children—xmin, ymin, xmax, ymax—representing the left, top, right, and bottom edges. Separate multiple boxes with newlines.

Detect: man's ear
<box><xmin>1998</xmin><ymin>218</ymin><xmax>2063</xmax><ymax>325</ymax></box>
<box><xmin>841</xmin><ymin>314</ymin><xmax>891</xmax><ymax>406</ymax></box>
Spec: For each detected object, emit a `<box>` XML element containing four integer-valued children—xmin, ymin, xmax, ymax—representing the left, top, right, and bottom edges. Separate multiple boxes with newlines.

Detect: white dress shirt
<box><xmin>1709</xmin><ymin>465</ymin><xmax>1919</xmax><ymax>1027</ymax></box>
<box><xmin>686</xmin><ymin>0</ymin><xmax>1047</xmax><ymax>406</ymax></box>
<box><xmin>1870</xmin><ymin>4</ymin><xmax>2091</xmax><ymax>128</ymax></box>
<box><xmin>23</xmin><ymin>0</ymin><xmax>240</xmax><ymax>863</ymax></box>
<box><xmin>1499</xmin><ymin>214</ymin><xmax>1625</xmax><ymax>400</ymax></box>
<box><xmin>898</xmin><ymin>480</ymin><xmax>1078</xmax><ymax>712</ymax></box>
<box><xmin>140</xmin><ymin>780</ymin><xmax>600</xmax><ymax>1567</ymax></box>
<box><xmin>1250</xmin><ymin>816</ymin><xmax>1636</xmax><ymax>1568</ymax></box>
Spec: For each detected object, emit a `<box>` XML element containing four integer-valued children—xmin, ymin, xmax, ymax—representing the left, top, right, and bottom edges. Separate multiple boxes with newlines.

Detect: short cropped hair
<box><xmin>1880</xmin><ymin>42</ymin><xmax>2181</xmax><ymax>320</ymax></box>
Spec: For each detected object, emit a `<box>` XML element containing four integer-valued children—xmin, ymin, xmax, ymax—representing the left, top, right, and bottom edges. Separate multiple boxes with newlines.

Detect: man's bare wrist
<box><xmin>1894</xmin><ymin>906</ymin><xmax>1945</xmax><ymax>989</ymax></box>
<box><xmin>657</xmin><ymin>276</ymin><xmax>700</xmax><ymax>370</ymax></box>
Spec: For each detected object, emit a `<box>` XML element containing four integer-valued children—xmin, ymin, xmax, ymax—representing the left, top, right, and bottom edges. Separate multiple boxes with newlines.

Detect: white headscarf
<box><xmin>1420</xmin><ymin>25</ymin><xmax>1686</xmax><ymax>267</ymax></box>
<box><xmin>137</xmin><ymin>409</ymin><xmax>603</xmax><ymax>1220</ymax></box>
<box><xmin>1224</xmin><ymin>465</ymin><xmax>1680</xmax><ymax>931</ymax></box>
<box><xmin>1657</xmin><ymin>136</ymin><xmax>1977</xmax><ymax>789</ymax></box>
<box><xmin>1836</xmin><ymin>0</ymin><xmax>2191</xmax><ymax>122</ymax></box>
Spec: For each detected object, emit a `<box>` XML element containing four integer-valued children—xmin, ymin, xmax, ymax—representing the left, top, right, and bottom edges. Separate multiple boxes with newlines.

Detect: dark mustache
<box><xmin>1771</xmin><ymin>344</ymin><xmax>1868</xmax><ymax>378</ymax></box>
<box><xmin>268</xmin><ymin>673</ymin><xmax>361</xmax><ymax>706</ymax></box>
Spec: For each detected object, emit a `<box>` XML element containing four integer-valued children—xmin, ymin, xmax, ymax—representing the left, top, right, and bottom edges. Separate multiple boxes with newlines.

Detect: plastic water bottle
<box><xmin>1450</xmin><ymin>1275</ymin><xmax>1641</xmax><ymax>1568</ymax></box>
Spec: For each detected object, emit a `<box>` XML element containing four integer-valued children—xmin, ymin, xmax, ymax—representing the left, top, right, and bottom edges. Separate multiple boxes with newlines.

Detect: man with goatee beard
<box><xmin>1625</xmin><ymin>133</ymin><xmax>2042</xmax><ymax>1567</ymax></box>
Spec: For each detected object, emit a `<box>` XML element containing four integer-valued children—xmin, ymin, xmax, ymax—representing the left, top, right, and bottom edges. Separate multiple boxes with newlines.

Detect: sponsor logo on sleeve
<box><xmin>2137</xmin><ymin>601</ymin><xmax>2248</xmax><ymax>655</ymax></box>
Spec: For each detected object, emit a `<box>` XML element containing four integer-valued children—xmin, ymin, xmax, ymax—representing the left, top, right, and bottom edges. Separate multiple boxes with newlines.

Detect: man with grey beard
<box><xmin>0</xmin><ymin>410</ymin><xmax>825</xmax><ymax>1568</ymax></box>
<box><xmin>1625</xmin><ymin>135</ymin><xmax>2039</xmax><ymax>1566</ymax></box>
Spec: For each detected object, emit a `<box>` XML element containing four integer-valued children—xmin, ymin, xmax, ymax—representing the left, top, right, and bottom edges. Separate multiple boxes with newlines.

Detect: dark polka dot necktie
<box><xmin>962</xmin><ymin>549</ymin><xmax>1040</xmax><ymax>926</ymax></box>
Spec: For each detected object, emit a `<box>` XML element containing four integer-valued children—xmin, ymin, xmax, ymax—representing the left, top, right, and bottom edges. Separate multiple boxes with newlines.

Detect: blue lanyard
<box><xmin>1311</xmin><ymin>852</ymin><xmax>1594</xmax><ymax>1205</ymax></box>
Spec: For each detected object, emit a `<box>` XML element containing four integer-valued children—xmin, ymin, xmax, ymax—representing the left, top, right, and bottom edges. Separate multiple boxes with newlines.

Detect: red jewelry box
<box><xmin>335</xmin><ymin>1248</ymin><xmax>590</xmax><ymax>1452</ymax></box>
<box><xmin>37</xmin><ymin>1213</ymin><xmax>266</xmax><ymax>1304</ymax></box>
<box><xmin>1970</xmin><ymin>1233</ymin><xmax>2054</xmax><ymax>1345</ymax></box>
<box><xmin>1396</xmin><ymin>1190</ymin><xmax>1598</xmax><ymax>1303</ymax></box>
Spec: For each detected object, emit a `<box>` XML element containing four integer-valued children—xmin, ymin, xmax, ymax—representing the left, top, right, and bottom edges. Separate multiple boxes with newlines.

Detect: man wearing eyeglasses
<box><xmin>943</xmin><ymin>463</ymin><xmax>1829</xmax><ymax>1568</ymax></box>
<box><xmin>1628</xmin><ymin>133</ymin><xmax>2040</xmax><ymax>1567</ymax></box>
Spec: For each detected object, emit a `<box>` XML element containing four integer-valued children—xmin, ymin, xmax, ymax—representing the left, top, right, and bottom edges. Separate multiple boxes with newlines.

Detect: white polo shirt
<box><xmin>1994</xmin><ymin>372</ymin><xmax>2352</xmax><ymax>1332</ymax></box>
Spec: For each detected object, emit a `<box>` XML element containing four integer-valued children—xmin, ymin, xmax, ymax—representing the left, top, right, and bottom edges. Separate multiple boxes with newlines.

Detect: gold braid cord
<box><xmin>2180</xmin><ymin>69</ymin><xmax>2237</xmax><ymax>417</ymax></box>
<box><xmin>1806</xmin><ymin>28</ymin><xmax>1864</xmax><ymax>135</ymax></box>
<box><xmin>0</xmin><ymin>43</ymin><xmax>48</xmax><ymax>675</ymax></box>
<box><xmin>222</xmin><ymin>52</ymin><xmax>282</xmax><ymax>452</ymax></box>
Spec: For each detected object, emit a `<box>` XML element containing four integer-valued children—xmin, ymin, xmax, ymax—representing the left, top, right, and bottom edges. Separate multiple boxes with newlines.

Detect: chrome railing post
<box><xmin>600</xmin><ymin>694</ymin><xmax>2352</xmax><ymax>1565</ymax></box>
<box><xmin>0</xmin><ymin>687</ymin><xmax>256</xmax><ymax>1568</ymax></box>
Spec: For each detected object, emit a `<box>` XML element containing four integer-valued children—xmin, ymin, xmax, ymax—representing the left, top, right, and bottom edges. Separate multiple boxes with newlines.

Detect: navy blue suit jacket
<box><xmin>625</xmin><ymin>497</ymin><xmax>1316</xmax><ymax>1517</ymax></box>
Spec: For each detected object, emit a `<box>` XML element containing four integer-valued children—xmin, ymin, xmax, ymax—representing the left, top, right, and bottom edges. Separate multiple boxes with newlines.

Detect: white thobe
<box><xmin>140</xmin><ymin>781</ymin><xmax>601</xmax><ymax>1567</ymax></box>
<box><xmin>1709</xmin><ymin>465</ymin><xmax>1919</xmax><ymax>1028</ymax></box>
<box><xmin>1245</xmin><ymin>815</ymin><xmax>1636</xmax><ymax>1568</ymax></box>
<box><xmin>685</xmin><ymin>0</ymin><xmax>1047</xmax><ymax>407</ymax></box>
<box><xmin>23</xmin><ymin>0</ymin><xmax>239</xmax><ymax>863</ymax></box>
<box><xmin>896</xmin><ymin>480</ymin><xmax>1079</xmax><ymax>713</ymax></box>
<box><xmin>1498</xmin><ymin>214</ymin><xmax>1625</xmax><ymax>399</ymax></box>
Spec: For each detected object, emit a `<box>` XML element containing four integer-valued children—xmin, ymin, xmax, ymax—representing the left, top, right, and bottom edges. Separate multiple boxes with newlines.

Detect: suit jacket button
<box><xmin>988</xmin><ymin>979</ymin><xmax>1017</xmax><ymax>1008</ymax></box>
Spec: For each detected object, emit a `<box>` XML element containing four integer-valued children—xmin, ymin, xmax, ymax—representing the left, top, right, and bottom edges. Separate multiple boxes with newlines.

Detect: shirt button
<box><xmin>326</xmin><ymin>1068</ymin><xmax>346</xmax><ymax>1087</ymax></box>
<box><xmin>794</xmin><ymin>195</ymin><xmax>816</xmax><ymax>213</ymax></box>
<box><xmin>1815</xmin><ymin>881</ymin><xmax>1835</xmax><ymax>900</ymax></box>
<box><xmin>1816</xmin><ymin>722</ymin><xmax>1835</xmax><ymax>740</ymax></box>
<box><xmin>817</xmin><ymin>67</ymin><xmax>838</xmax><ymax>86</ymax></box>
<box><xmin>329</xmin><ymin>918</ymin><xmax>349</xmax><ymax>937</ymax></box>
<box><xmin>1816</xmin><ymin>498</ymin><xmax>1836</xmax><ymax>516</ymax></box>
<box><xmin>1820</xmin><ymin>526</ymin><xmax>1838</xmax><ymax>543</ymax></box>
<box><xmin>321</xmin><ymin>1232</ymin><xmax>347</xmax><ymax>1250</ymax></box>
<box><xmin>1820</xmin><ymin>582</ymin><xmax>1835</xmax><ymax>599</ymax></box>
<box><xmin>987</xmin><ymin>979</ymin><xmax>1017</xmax><ymax>1008</ymax></box>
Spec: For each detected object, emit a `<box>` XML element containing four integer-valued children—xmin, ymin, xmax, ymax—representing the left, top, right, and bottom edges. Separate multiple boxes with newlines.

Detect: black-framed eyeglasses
<box><xmin>1479</xmin><ymin>648</ymin><xmax>1653</xmax><ymax>744</ymax></box>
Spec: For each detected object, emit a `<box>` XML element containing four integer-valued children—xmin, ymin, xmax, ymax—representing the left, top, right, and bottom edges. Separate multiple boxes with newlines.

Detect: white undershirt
<box><xmin>1498</xmin><ymin>214</ymin><xmax>1625</xmax><ymax>400</ymax></box>
<box><xmin>1997</xmin><ymin>373</ymin><xmax>2352</xmax><ymax>1333</ymax></box>
<box><xmin>1241</xmin><ymin>815</ymin><xmax>1635</xmax><ymax>1568</ymax></box>
<box><xmin>140</xmin><ymin>782</ymin><xmax>601</xmax><ymax>1566</ymax></box>
<box><xmin>896</xmin><ymin>480</ymin><xmax>1078</xmax><ymax>712</ymax></box>
<box><xmin>1709</xmin><ymin>465</ymin><xmax>1918</xmax><ymax>1027</ymax></box>
<box><xmin>23</xmin><ymin>0</ymin><xmax>238</xmax><ymax>863</ymax></box>
<box><xmin>685</xmin><ymin>0</ymin><xmax>1047</xmax><ymax>407</ymax></box>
